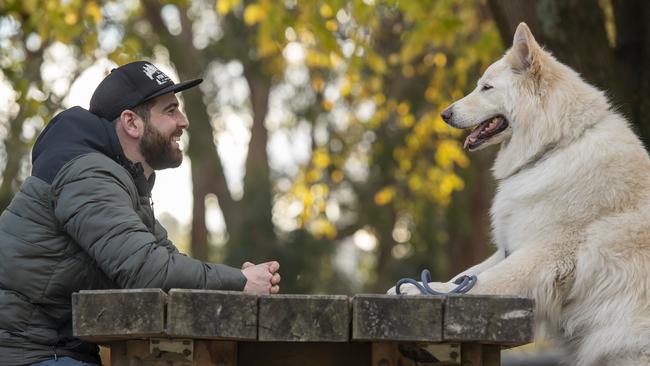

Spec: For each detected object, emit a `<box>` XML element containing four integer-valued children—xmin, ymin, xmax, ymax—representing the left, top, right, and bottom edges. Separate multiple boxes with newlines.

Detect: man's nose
<box><xmin>440</xmin><ymin>107</ymin><xmax>453</xmax><ymax>123</ymax></box>
<box><xmin>179</xmin><ymin>112</ymin><xmax>190</xmax><ymax>129</ymax></box>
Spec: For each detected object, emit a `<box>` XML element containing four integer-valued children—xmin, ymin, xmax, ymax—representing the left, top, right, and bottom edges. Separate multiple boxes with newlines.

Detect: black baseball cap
<box><xmin>89</xmin><ymin>61</ymin><xmax>203</xmax><ymax>121</ymax></box>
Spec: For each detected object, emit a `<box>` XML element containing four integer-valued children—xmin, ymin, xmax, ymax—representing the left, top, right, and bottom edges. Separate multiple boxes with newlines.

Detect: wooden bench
<box><xmin>72</xmin><ymin>289</ymin><xmax>534</xmax><ymax>365</ymax></box>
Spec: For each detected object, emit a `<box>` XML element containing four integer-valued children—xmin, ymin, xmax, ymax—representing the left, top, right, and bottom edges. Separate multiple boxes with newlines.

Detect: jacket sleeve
<box><xmin>51</xmin><ymin>154</ymin><xmax>247</xmax><ymax>292</ymax></box>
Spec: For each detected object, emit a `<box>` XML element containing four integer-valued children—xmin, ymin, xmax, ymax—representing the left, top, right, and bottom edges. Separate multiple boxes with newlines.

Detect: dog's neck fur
<box><xmin>492</xmin><ymin>55</ymin><xmax>612</xmax><ymax>181</ymax></box>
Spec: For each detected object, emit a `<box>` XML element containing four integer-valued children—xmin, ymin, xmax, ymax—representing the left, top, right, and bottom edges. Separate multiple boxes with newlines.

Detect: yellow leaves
<box><xmin>289</xmin><ymin>176</ymin><xmax>337</xmax><ymax>239</ymax></box>
<box><xmin>435</xmin><ymin>139</ymin><xmax>469</xmax><ymax>169</ymax></box>
<box><xmin>424</xmin><ymin>52</ymin><xmax>447</xmax><ymax>68</ymax></box>
<box><xmin>322</xmin><ymin>100</ymin><xmax>334</xmax><ymax>111</ymax></box>
<box><xmin>44</xmin><ymin>0</ymin><xmax>57</xmax><ymax>12</ymax></box>
<box><xmin>370</xmin><ymin>78</ymin><xmax>383</xmax><ymax>93</ymax></box>
<box><xmin>374</xmin><ymin>186</ymin><xmax>396</xmax><ymax>206</ymax></box>
<box><xmin>433</xmin><ymin>53</ymin><xmax>447</xmax><ymax>68</ymax></box>
<box><xmin>425</xmin><ymin>87</ymin><xmax>437</xmax><ymax>102</ymax></box>
<box><xmin>399</xmin><ymin>114</ymin><xmax>415</xmax><ymax>128</ymax></box>
<box><xmin>64</xmin><ymin>11</ymin><xmax>78</xmax><ymax>26</ymax></box>
<box><xmin>312</xmin><ymin>75</ymin><xmax>325</xmax><ymax>92</ymax></box>
<box><xmin>339</xmin><ymin>77</ymin><xmax>352</xmax><ymax>97</ymax></box>
<box><xmin>396</xmin><ymin>102</ymin><xmax>410</xmax><ymax>115</ymax></box>
<box><xmin>319</xmin><ymin>4</ymin><xmax>333</xmax><ymax>18</ymax></box>
<box><xmin>313</xmin><ymin>149</ymin><xmax>331</xmax><ymax>169</ymax></box>
<box><xmin>310</xmin><ymin>218</ymin><xmax>337</xmax><ymax>239</ymax></box>
<box><xmin>306</xmin><ymin>50</ymin><xmax>330</xmax><ymax>68</ymax></box>
<box><xmin>325</xmin><ymin>20</ymin><xmax>338</xmax><ymax>32</ymax></box>
<box><xmin>85</xmin><ymin>2</ymin><xmax>102</xmax><ymax>24</ymax></box>
<box><xmin>216</xmin><ymin>0</ymin><xmax>241</xmax><ymax>16</ymax></box>
<box><xmin>244</xmin><ymin>4</ymin><xmax>266</xmax><ymax>26</ymax></box>
<box><xmin>329</xmin><ymin>52</ymin><xmax>343</xmax><ymax>68</ymax></box>
<box><xmin>388</xmin><ymin>53</ymin><xmax>400</xmax><ymax>66</ymax></box>
<box><xmin>330</xmin><ymin>170</ymin><xmax>344</xmax><ymax>183</ymax></box>
<box><xmin>366</xmin><ymin>52</ymin><xmax>387</xmax><ymax>74</ymax></box>
<box><xmin>306</xmin><ymin>168</ymin><xmax>323</xmax><ymax>182</ymax></box>
<box><xmin>257</xmin><ymin>33</ymin><xmax>279</xmax><ymax>57</ymax></box>
<box><xmin>402</xmin><ymin>64</ymin><xmax>415</xmax><ymax>78</ymax></box>
<box><xmin>373</xmin><ymin>93</ymin><xmax>385</xmax><ymax>105</ymax></box>
<box><xmin>408</xmin><ymin>175</ymin><xmax>422</xmax><ymax>191</ymax></box>
<box><xmin>439</xmin><ymin>173</ymin><xmax>464</xmax><ymax>196</ymax></box>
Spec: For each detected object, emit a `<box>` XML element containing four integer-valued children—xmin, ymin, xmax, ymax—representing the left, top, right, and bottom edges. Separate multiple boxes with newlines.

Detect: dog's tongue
<box><xmin>464</xmin><ymin>128</ymin><xmax>482</xmax><ymax>149</ymax></box>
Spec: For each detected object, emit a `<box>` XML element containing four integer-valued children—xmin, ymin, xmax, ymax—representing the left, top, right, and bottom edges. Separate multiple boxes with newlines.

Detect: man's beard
<box><xmin>139</xmin><ymin>122</ymin><xmax>183</xmax><ymax>170</ymax></box>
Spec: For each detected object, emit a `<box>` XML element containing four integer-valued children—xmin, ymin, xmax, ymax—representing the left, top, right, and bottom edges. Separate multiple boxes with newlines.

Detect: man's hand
<box><xmin>241</xmin><ymin>261</ymin><xmax>281</xmax><ymax>295</ymax></box>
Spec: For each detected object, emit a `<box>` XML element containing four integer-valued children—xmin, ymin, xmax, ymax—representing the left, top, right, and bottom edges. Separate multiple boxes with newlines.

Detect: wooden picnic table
<box><xmin>72</xmin><ymin>289</ymin><xmax>534</xmax><ymax>366</ymax></box>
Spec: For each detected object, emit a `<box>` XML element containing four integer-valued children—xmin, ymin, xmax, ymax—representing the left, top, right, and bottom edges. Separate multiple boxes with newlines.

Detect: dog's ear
<box><xmin>509</xmin><ymin>22</ymin><xmax>542</xmax><ymax>74</ymax></box>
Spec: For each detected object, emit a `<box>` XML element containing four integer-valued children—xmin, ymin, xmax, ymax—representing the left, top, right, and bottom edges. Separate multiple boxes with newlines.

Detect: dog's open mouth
<box><xmin>463</xmin><ymin>116</ymin><xmax>509</xmax><ymax>150</ymax></box>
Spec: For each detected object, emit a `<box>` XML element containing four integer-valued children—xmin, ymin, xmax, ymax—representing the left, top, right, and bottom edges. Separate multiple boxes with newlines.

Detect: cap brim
<box><xmin>142</xmin><ymin>78</ymin><xmax>203</xmax><ymax>103</ymax></box>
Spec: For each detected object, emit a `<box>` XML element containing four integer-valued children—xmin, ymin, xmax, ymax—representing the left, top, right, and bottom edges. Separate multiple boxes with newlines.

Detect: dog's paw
<box><xmin>426</xmin><ymin>281</ymin><xmax>455</xmax><ymax>293</ymax></box>
<box><xmin>386</xmin><ymin>282</ymin><xmax>427</xmax><ymax>295</ymax></box>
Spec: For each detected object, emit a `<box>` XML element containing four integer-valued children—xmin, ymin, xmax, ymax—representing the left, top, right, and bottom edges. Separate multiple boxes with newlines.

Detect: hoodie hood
<box><xmin>32</xmin><ymin>106</ymin><xmax>155</xmax><ymax>195</ymax></box>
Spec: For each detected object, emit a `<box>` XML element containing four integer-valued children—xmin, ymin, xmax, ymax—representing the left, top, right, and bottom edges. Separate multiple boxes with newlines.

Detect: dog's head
<box><xmin>440</xmin><ymin>22</ymin><xmax>550</xmax><ymax>152</ymax></box>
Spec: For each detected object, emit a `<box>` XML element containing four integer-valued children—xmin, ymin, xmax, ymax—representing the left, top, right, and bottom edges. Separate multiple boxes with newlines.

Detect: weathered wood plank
<box><xmin>352</xmin><ymin>295</ymin><xmax>444</xmax><ymax>342</ymax></box>
<box><xmin>258</xmin><ymin>295</ymin><xmax>350</xmax><ymax>342</ymax></box>
<box><xmin>443</xmin><ymin>294</ymin><xmax>534</xmax><ymax>345</ymax></box>
<box><xmin>72</xmin><ymin>289</ymin><xmax>166</xmax><ymax>341</ymax></box>
<box><xmin>166</xmin><ymin>289</ymin><xmax>257</xmax><ymax>340</ymax></box>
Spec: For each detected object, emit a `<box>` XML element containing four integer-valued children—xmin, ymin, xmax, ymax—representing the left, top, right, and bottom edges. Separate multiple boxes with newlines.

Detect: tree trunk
<box><xmin>225</xmin><ymin>64</ymin><xmax>276</xmax><ymax>264</ymax></box>
<box><xmin>446</xmin><ymin>150</ymin><xmax>495</xmax><ymax>278</ymax></box>
<box><xmin>0</xmin><ymin>50</ymin><xmax>44</xmax><ymax>211</ymax></box>
<box><xmin>141</xmin><ymin>0</ymin><xmax>236</xmax><ymax>261</ymax></box>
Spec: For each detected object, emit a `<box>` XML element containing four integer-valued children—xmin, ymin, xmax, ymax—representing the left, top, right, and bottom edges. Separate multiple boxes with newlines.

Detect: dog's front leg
<box><xmin>467</xmin><ymin>243</ymin><xmax>575</xmax><ymax>298</ymax></box>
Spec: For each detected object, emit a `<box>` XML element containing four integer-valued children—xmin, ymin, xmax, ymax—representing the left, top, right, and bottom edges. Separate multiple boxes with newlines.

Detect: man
<box><xmin>0</xmin><ymin>61</ymin><xmax>281</xmax><ymax>365</ymax></box>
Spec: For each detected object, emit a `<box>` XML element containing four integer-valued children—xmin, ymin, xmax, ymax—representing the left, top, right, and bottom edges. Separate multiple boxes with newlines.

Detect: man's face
<box><xmin>139</xmin><ymin>93</ymin><xmax>189</xmax><ymax>170</ymax></box>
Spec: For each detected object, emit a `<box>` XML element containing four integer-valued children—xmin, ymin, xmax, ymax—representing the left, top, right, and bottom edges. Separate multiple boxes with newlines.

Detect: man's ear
<box><xmin>116</xmin><ymin>110</ymin><xmax>143</xmax><ymax>139</ymax></box>
<box><xmin>509</xmin><ymin>22</ymin><xmax>542</xmax><ymax>74</ymax></box>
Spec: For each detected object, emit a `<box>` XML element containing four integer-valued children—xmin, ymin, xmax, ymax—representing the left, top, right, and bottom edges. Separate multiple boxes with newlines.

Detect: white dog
<box><xmin>389</xmin><ymin>23</ymin><xmax>650</xmax><ymax>366</ymax></box>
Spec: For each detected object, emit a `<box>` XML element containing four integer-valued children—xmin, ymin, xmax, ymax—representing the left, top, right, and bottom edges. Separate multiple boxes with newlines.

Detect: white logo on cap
<box><xmin>142</xmin><ymin>64</ymin><xmax>171</xmax><ymax>85</ymax></box>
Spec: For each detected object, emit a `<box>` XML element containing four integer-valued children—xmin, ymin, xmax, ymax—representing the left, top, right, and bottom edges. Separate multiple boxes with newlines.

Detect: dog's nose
<box><xmin>441</xmin><ymin>107</ymin><xmax>453</xmax><ymax>123</ymax></box>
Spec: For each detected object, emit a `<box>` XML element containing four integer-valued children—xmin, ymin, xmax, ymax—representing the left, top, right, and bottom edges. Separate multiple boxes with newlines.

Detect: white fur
<box><xmin>388</xmin><ymin>23</ymin><xmax>650</xmax><ymax>366</ymax></box>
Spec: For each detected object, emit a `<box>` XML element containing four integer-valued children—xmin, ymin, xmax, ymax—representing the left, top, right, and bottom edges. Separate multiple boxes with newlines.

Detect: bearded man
<box><xmin>0</xmin><ymin>61</ymin><xmax>281</xmax><ymax>365</ymax></box>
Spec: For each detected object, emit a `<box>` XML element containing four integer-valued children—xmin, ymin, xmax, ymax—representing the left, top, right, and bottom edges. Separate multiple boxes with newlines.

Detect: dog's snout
<box><xmin>441</xmin><ymin>107</ymin><xmax>453</xmax><ymax>123</ymax></box>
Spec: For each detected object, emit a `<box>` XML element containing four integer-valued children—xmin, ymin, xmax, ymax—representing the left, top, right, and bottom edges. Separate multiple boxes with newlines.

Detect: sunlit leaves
<box><xmin>216</xmin><ymin>0</ymin><xmax>241</xmax><ymax>16</ymax></box>
<box><xmin>243</xmin><ymin>3</ymin><xmax>265</xmax><ymax>25</ymax></box>
<box><xmin>272</xmin><ymin>0</ymin><xmax>502</xmax><ymax>251</ymax></box>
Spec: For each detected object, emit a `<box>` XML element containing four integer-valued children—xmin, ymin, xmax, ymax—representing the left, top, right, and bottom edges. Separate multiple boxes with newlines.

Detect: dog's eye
<box><xmin>481</xmin><ymin>84</ymin><xmax>493</xmax><ymax>91</ymax></box>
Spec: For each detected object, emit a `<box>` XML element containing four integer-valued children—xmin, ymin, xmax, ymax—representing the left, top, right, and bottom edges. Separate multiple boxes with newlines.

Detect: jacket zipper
<box><xmin>149</xmin><ymin>195</ymin><xmax>155</xmax><ymax>229</ymax></box>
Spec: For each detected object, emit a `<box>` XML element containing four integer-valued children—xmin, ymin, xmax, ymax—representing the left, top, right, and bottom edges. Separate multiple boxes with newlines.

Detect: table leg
<box><xmin>482</xmin><ymin>344</ymin><xmax>500</xmax><ymax>366</ymax></box>
<box><xmin>461</xmin><ymin>343</ymin><xmax>482</xmax><ymax>365</ymax></box>
<box><xmin>461</xmin><ymin>343</ymin><xmax>501</xmax><ymax>366</ymax></box>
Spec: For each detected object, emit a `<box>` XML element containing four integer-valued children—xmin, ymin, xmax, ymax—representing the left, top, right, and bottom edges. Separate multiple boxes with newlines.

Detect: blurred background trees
<box><xmin>0</xmin><ymin>0</ymin><xmax>640</xmax><ymax>297</ymax></box>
